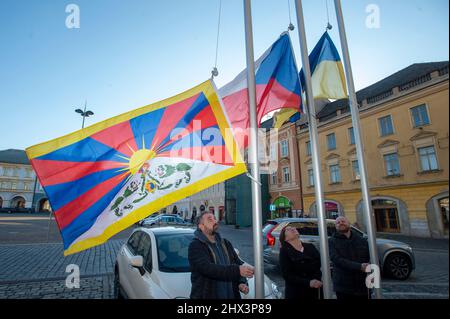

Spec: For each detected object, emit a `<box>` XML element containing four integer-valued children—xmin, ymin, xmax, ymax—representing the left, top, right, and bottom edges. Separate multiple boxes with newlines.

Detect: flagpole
<box><xmin>334</xmin><ymin>0</ymin><xmax>381</xmax><ymax>299</ymax></box>
<box><xmin>294</xmin><ymin>0</ymin><xmax>333</xmax><ymax>299</ymax></box>
<box><xmin>243</xmin><ymin>0</ymin><xmax>265</xmax><ymax>299</ymax></box>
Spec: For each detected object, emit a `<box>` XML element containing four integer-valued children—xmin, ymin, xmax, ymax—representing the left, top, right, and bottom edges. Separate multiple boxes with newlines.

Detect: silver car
<box><xmin>114</xmin><ymin>226</ymin><xmax>282</xmax><ymax>299</ymax></box>
<box><xmin>263</xmin><ymin>218</ymin><xmax>415</xmax><ymax>280</ymax></box>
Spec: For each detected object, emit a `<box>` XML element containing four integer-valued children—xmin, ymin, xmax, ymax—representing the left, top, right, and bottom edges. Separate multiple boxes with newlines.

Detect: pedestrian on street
<box><xmin>188</xmin><ymin>210</ymin><xmax>254</xmax><ymax>299</ymax></box>
<box><xmin>279</xmin><ymin>225</ymin><xmax>323</xmax><ymax>299</ymax></box>
<box><xmin>190</xmin><ymin>208</ymin><xmax>197</xmax><ymax>224</ymax></box>
<box><xmin>329</xmin><ymin>216</ymin><xmax>371</xmax><ymax>300</ymax></box>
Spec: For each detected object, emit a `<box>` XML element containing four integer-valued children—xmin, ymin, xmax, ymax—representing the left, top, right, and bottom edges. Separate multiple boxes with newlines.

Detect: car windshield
<box><xmin>155</xmin><ymin>233</ymin><xmax>194</xmax><ymax>273</ymax></box>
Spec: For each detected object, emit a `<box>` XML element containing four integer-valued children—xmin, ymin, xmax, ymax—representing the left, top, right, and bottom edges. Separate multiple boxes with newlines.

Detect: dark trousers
<box><xmin>336</xmin><ymin>292</ymin><xmax>371</xmax><ymax>300</ymax></box>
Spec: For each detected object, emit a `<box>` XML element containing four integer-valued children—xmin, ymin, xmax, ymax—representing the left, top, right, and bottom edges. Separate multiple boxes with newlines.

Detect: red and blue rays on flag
<box><xmin>219</xmin><ymin>32</ymin><xmax>303</xmax><ymax>148</ymax></box>
<box><xmin>26</xmin><ymin>81</ymin><xmax>246</xmax><ymax>255</ymax></box>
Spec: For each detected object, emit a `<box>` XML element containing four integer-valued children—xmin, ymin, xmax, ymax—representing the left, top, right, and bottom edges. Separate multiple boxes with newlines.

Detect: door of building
<box><xmin>374</xmin><ymin>207</ymin><xmax>400</xmax><ymax>233</ymax></box>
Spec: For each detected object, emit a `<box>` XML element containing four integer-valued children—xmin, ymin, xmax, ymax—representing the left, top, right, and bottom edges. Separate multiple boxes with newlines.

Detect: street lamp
<box><xmin>75</xmin><ymin>101</ymin><xmax>94</xmax><ymax>129</ymax></box>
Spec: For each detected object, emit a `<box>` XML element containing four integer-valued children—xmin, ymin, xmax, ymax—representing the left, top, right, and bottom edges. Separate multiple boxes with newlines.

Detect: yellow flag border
<box><xmin>25</xmin><ymin>80</ymin><xmax>246</xmax><ymax>256</ymax></box>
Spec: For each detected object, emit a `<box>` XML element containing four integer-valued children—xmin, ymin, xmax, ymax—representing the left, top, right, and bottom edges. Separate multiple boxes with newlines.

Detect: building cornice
<box><xmin>297</xmin><ymin>77</ymin><xmax>449</xmax><ymax>138</ymax></box>
<box><xmin>302</xmin><ymin>179</ymin><xmax>448</xmax><ymax>196</ymax></box>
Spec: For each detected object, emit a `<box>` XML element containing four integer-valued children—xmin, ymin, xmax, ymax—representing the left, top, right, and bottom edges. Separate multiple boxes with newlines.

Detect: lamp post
<box><xmin>75</xmin><ymin>100</ymin><xmax>94</xmax><ymax>129</ymax></box>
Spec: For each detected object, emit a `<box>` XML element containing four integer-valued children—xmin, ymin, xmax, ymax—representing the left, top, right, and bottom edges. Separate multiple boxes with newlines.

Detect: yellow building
<box><xmin>297</xmin><ymin>61</ymin><xmax>449</xmax><ymax>238</ymax></box>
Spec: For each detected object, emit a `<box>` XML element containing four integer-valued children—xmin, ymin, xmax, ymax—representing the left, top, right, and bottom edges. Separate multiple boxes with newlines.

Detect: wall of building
<box><xmin>267</xmin><ymin>123</ymin><xmax>303</xmax><ymax>215</ymax></box>
<box><xmin>0</xmin><ymin>162</ymin><xmax>46</xmax><ymax>211</ymax></box>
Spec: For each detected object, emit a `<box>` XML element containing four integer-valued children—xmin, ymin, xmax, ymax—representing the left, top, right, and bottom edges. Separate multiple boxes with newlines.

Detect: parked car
<box><xmin>263</xmin><ymin>218</ymin><xmax>415</xmax><ymax>280</ymax></box>
<box><xmin>140</xmin><ymin>214</ymin><xmax>190</xmax><ymax>227</ymax></box>
<box><xmin>262</xmin><ymin>218</ymin><xmax>296</xmax><ymax>250</ymax></box>
<box><xmin>114</xmin><ymin>226</ymin><xmax>282</xmax><ymax>299</ymax></box>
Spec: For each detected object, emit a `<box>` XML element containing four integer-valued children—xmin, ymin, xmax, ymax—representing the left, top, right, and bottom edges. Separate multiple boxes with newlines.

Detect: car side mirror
<box><xmin>130</xmin><ymin>256</ymin><xmax>145</xmax><ymax>276</ymax></box>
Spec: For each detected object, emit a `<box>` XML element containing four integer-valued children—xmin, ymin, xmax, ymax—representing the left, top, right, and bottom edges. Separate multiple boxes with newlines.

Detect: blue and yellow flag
<box><xmin>273</xmin><ymin>108</ymin><xmax>300</xmax><ymax>129</ymax></box>
<box><xmin>26</xmin><ymin>80</ymin><xmax>246</xmax><ymax>255</ymax></box>
<box><xmin>300</xmin><ymin>31</ymin><xmax>348</xmax><ymax>100</ymax></box>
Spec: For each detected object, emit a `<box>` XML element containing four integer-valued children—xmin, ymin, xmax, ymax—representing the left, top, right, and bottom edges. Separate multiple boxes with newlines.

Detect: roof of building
<box><xmin>0</xmin><ymin>149</ymin><xmax>30</xmax><ymax>165</ymax></box>
<box><xmin>260</xmin><ymin>117</ymin><xmax>274</xmax><ymax>129</ymax></box>
<box><xmin>317</xmin><ymin>61</ymin><xmax>449</xmax><ymax>121</ymax></box>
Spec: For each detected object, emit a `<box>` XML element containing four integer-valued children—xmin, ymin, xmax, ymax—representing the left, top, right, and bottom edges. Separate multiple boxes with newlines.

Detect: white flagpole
<box><xmin>243</xmin><ymin>0</ymin><xmax>265</xmax><ymax>299</ymax></box>
<box><xmin>334</xmin><ymin>0</ymin><xmax>381</xmax><ymax>299</ymax></box>
<box><xmin>294</xmin><ymin>0</ymin><xmax>333</xmax><ymax>299</ymax></box>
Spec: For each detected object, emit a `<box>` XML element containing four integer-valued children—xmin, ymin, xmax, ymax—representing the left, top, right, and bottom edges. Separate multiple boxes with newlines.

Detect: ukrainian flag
<box><xmin>273</xmin><ymin>108</ymin><xmax>300</xmax><ymax>129</ymax></box>
<box><xmin>300</xmin><ymin>31</ymin><xmax>348</xmax><ymax>100</ymax></box>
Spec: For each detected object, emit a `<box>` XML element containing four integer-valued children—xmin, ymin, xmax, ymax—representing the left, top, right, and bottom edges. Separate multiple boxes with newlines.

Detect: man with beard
<box><xmin>188</xmin><ymin>211</ymin><xmax>254</xmax><ymax>299</ymax></box>
<box><xmin>329</xmin><ymin>216</ymin><xmax>371</xmax><ymax>299</ymax></box>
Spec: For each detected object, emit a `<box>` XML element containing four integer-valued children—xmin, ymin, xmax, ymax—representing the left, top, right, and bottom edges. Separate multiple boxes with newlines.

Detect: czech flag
<box><xmin>219</xmin><ymin>32</ymin><xmax>302</xmax><ymax>149</ymax></box>
<box><xmin>26</xmin><ymin>80</ymin><xmax>246</xmax><ymax>256</ymax></box>
<box><xmin>300</xmin><ymin>31</ymin><xmax>348</xmax><ymax>100</ymax></box>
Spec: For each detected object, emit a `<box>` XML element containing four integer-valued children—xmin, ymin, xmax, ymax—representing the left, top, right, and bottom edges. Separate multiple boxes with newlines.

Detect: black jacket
<box><xmin>279</xmin><ymin>242</ymin><xmax>322</xmax><ymax>299</ymax></box>
<box><xmin>188</xmin><ymin>229</ymin><xmax>246</xmax><ymax>299</ymax></box>
<box><xmin>329</xmin><ymin>230</ymin><xmax>370</xmax><ymax>295</ymax></box>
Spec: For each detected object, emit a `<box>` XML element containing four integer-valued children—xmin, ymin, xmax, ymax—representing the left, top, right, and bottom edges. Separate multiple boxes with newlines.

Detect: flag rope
<box><xmin>212</xmin><ymin>0</ymin><xmax>222</xmax><ymax>79</ymax></box>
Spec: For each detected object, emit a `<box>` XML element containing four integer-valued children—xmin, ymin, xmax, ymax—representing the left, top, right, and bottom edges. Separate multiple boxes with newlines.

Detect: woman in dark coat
<box><xmin>279</xmin><ymin>225</ymin><xmax>323</xmax><ymax>299</ymax></box>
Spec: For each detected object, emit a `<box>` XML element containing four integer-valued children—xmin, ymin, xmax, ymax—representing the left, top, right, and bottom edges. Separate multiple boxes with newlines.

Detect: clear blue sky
<box><xmin>0</xmin><ymin>0</ymin><xmax>448</xmax><ymax>150</ymax></box>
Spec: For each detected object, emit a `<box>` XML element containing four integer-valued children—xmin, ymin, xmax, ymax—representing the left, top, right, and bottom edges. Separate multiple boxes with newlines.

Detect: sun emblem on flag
<box><xmin>110</xmin><ymin>136</ymin><xmax>193</xmax><ymax>217</ymax></box>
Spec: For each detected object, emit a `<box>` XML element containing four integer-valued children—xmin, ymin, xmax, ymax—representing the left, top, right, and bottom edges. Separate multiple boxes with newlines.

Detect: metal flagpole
<box><xmin>243</xmin><ymin>0</ymin><xmax>265</xmax><ymax>299</ymax></box>
<box><xmin>334</xmin><ymin>0</ymin><xmax>381</xmax><ymax>299</ymax></box>
<box><xmin>294</xmin><ymin>0</ymin><xmax>333</xmax><ymax>299</ymax></box>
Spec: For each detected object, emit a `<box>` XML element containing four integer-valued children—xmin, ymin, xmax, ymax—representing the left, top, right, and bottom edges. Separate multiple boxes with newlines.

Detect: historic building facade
<box><xmin>266</xmin><ymin>120</ymin><xmax>304</xmax><ymax>218</ymax></box>
<box><xmin>165</xmin><ymin>182</ymin><xmax>225</xmax><ymax>222</ymax></box>
<box><xmin>297</xmin><ymin>61</ymin><xmax>449</xmax><ymax>238</ymax></box>
<box><xmin>0</xmin><ymin>149</ymin><xmax>48</xmax><ymax>212</ymax></box>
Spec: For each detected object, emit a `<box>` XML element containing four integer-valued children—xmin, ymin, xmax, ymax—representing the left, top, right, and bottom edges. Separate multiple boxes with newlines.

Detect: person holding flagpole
<box><xmin>188</xmin><ymin>210</ymin><xmax>255</xmax><ymax>299</ymax></box>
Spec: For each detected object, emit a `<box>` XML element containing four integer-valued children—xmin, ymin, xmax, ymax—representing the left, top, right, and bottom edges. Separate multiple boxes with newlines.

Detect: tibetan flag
<box><xmin>219</xmin><ymin>32</ymin><xmax>302</xmax><ymax>149</ymax></box>
<box><xmin>300</xmin><ymin>31</ymin><xmax>348</xmax><ymax>100</ymax></box>
<box><xmin>26</xmin><ymin>80</ymin><xmax>246</xmax><ymax>256</ymax></box>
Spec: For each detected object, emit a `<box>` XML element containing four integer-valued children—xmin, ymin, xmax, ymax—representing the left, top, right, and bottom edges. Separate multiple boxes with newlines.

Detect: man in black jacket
<box><xmin>188</xmin><ymin>211</ymin><xmax>254</xmax><ymax>299</ymax></box>
<box><xmin>329</xmin><ymin>216</ymin><xmax>371</xmax><ymax>300</ymax></box>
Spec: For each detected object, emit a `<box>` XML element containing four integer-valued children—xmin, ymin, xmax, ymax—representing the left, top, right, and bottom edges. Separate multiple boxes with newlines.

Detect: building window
<box><xmin>283</xmin><ymin>167</ymin><xmax>290</xmax><ymax>183</ymax></box>
<box><xmin>281</xmin><ymin>140</ymin><xmax>289</xmax><ymax>157</ymax></box>
<box><xmin>330</xmin><ymin>164</ymin><xmax>341</xmax><ymax>183</ymax></box>
<box><xmin>271</xmin><ymin>172</ymin><xmax>277</xmax><ymax>185</ymax></box>
<box><xmin>0</xmin><ymin>166</ymin><xmax>3</xmax><ymax>176</ymax></box>
<box><xmin>270</xmin><ymin>144</ymin><xmax>277</xmax><ymax>160</ymax></box>
<box><xmin>4</xmin><ymin>167</ymin><xmax>12</xmax><ymax>176</ymax></box>
<box><xmin>308</xmin><ymin>169</ymin><xmax>314</xmax><ymax>186</ymax></box>
<box><xmin>418</xmin><ymin>146</ymin><xmax>438</xmax><ymax>171</ymax></box>
<box><xmin>327</xmin><ymin>133</ymin><xmax>336</xmax><ymax>150</ymax></box>
<box><xmin>411</xmin><ymin>104</ymin><xmax>430</xmax><ymax>127</ymax></box>
<box><xmin>384</xmin><ymin>153</ymin><xmax>401</xmax><ymax>176</ymax></box>
<box><xmin>348</xmin><ymin>127</ymin><xmax>355</xmax><ymax>145</ymax></box>
<box><xmin>379</xmin><ymin>115</ymin><xmax>394</xmax><ymax>136</ymax></box>
<box><xmin>352</xmin><ymin>160</ymin><xmax>360</xmax><ymax>180</ymax></box>
<box><xmin>306</xmin><ymin>141</ymin><xmax>311</xmax><ymax>156</ymax></box>
<box><xmin>11</xmin><ymin>183</ymin><xmax>17</xmax><ymax>190</ymax></box>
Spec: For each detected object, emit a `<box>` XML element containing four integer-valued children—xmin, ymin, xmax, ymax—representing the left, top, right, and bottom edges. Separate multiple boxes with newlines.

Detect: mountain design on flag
<box><xmin>26</xmin><ymin>80</ymin><xmax>246</xmax><ymax>256</ymax></box>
